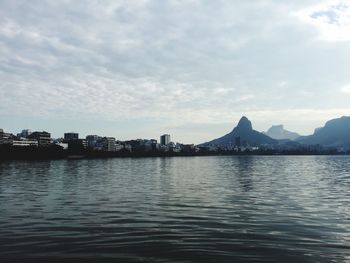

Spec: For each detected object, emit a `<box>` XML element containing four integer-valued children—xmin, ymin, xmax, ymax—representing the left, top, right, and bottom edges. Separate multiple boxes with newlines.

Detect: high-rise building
<box><xmin>160</xmin><ymin>134</ymin><xmax>170</xmax><ymax>145</ymax></box>
<box><xmin>17</xmin><ymin>129</ymin><xmax>31</xmax><ymax>138</ymax></box>
<box><xmin>64</xmin><ymin>132</ymin><xmax>79</xmax><ymax>141</ymax></box>
<box><xmin>28</xmin><ymin>131</ymin><xmax>51</xmax><ymax>146</ymax></box>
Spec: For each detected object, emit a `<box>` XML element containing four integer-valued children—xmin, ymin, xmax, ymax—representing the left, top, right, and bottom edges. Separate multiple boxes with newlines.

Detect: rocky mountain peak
<box><xmin>236</xmin><ymin>116</ymin><xmax>252</xmax><ymax>132</ymax></box>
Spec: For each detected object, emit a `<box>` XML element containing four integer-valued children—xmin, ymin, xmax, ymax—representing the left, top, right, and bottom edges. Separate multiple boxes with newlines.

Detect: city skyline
<box><xmin>1</xmin><ymin>1</ymin><xmax>350</xmax><ymax>144</ymax></box>
<box><xmin>2</xmin><ymin>113</ymin><xmax>350</xmax><ymax>145</ymax></box>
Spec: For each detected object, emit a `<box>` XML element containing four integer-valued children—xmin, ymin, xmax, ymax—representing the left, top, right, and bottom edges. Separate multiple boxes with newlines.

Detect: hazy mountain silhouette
<box><xmin>296</xmin><ymin>116</ymin><xmax>350</xmax><ymax>148</ymax></box>
<box><xmin>264</xmin><ymin>125</ymin><xmax>300</xmax><ymax>140</ymax></box>
<box><xmin>203</xmin><ymin>116</ymin><xmax>277</xmax><ymax>146</ymax></box>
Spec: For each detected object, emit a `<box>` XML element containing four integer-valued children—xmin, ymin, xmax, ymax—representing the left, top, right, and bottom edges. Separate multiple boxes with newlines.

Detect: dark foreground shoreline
<box><xmin>0</xmin><ymin>145</ymin><xmax>346</xmax><ymax>160</ymax></box>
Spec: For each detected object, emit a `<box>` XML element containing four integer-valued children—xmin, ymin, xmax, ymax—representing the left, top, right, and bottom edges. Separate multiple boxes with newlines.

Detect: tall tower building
<box><xmin>160</xmin><ymin>134</ymin><xmax>170</xmax><ymax>145</ymax></box>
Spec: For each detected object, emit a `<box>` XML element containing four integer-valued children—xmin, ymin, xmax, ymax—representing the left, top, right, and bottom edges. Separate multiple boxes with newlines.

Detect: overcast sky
<box><xmin>1</xmin><ymin>0</ymin><xmax>350</xmax><ymax>143</ymax></box>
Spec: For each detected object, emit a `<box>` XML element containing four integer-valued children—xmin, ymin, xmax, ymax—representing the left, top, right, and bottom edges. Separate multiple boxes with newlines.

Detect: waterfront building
<box><xmin>169</xmin><ymin>142</ymin><xmax>181</xmax><ymax>153</ymax></box>
<box><xmin>0</xmin><ymin>129</ymin><xmax>15</xmax><ymax>145</ymax></box>
<box><xmin>86</xmin><ymin>135</ymin><xmax>101</xmax><ymax>149</ymax></box>
<box><xmin>102</xmin><ymin>137</ymin><xmax>116</xmax><ymax>152</ymax></box>
<box><xmin>181</xmin><ymin>144</ymin><xmax>198</xmax><ymax>153</ymax></box>
<box><xmin>160</xmin><ymin>134</ymin><xmax>170</xmax><ymax>145</ymax></box>
<box><xmin>67</xmin><ymin>139</ymin><xmax>87</xmax><ymax>151</ymax></box>
<box><xmin>115</xmin><ymin>142</ymin><xmax>124</xmax><ymax>152</ymax></box>
<box><xmin>123</xmin><ymin>143</ymin><xmax>132</xmax><ymax>152</ymax></box>
<box><xmin>159</xmin><ymin>144</ymin><xmax>169</xmax><ymax>152</ymax></box>
<box><xmin>64</xmin><ymin>133</ymin><xmax>85</xmax><ymax>150</ymax></box>
<box><xmin>136</xmin><ymin>139</ymin><xmax>158</xmax><ymax>152</ymax></box>
<box><xmin>144</xmin><ymin>140</ymin><xmax>153</xmax><ymax>152</ymax></box>
<box><xmin>125</xmin><ymin>139</ymin><xmax>149</xmax><ymax>152</ymax></box>
<box><xmin>64</xmin><ymin>132</ymin><xmax>79</xmax><ymax>141</ymax></box>
<box><xmin>150</xmin><ymin>139</ymin><xmax>159</xmax><ymax>151</ymax></box>
<box><xmin>130</xmin><ymin>139</ymin><xmax>159</xmax><ymax>152</ymax></box>
<box><xmin>28</xmin><ymin>131</ymin><xmax>51</xmax><ymax>146</ymax></box>
<box><xmin>12</xmin><ymin>139</ymin><xmax>38</xmax><ymax>147</ymax></box>
<box><xmin>17</xmin><ymin>129</ymin><xmax>31</xmax><ymax>138</ymax></box>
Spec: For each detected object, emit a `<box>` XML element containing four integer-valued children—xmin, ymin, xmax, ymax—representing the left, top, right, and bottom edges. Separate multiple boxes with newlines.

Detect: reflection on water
<box><xmin>0</xmin><ymin>156</ymin><xmax>350</xmax><ymax>262</ymax></box>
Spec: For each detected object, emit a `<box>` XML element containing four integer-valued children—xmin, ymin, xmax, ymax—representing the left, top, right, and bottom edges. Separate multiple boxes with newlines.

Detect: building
<box><xmin>0</xmin><ymin>129</ymin><xmax>14</xmax><ymax>145</ymax></box>
<box><xmin>169</xmin><ymin>142</ymin><xmax>181</xmax><ymax>153</ymax></box>
<box><xmin>64</xmin><ymin>133</ymin><xmax>85</xmax><ymax>150</ymax></box>
<box><xmin>28</xmin><ymin>131</ymin><xmax>51</xmax><ymax>146</ymax></box>
<box><xmin>160</xmin><ymin>134</ymin><xmax>170</xmax><ymax>145</ymax></box>
<box><xmin>149</xmin><ymin>139</ymin><xmax>159</xmax><ymax>151</ymax></box>
<box><xmin>86</xmin><ymin>135</ymin><xmax>101</xmax><ymax>149</ymax></box>
<box><xmin>17</xmin><ymin>129</ymin><xmax>31</xmax><ymax>138</ymax></box>
<box><xmin>67</xmin><ymin>139</ymin><xmax>87</xmax><ymax>151</ymax></box>
<box><xmin>122</xmin><ymin>142</ymin><xmax>132</xmax><ymax>152</ymax></box>
<box><xmin>159</xmin><ymin>144</ymin><xmax>169</xmax><ymax>152</ymax></box>
<box><xmin>115</xmin><ymin>142</ymin><xmax>124</xmax><ymax>152</ymax></box>
<box><xmin>102</xmin><ymin>137</ymin><xmax>116</xmax><ymax>152</ymax></box>
<box><xmin>12</xmin><ymin>139</ymin><xmax>38</xmax><ymax>147</ymax></box>
<box><xmin>64</xmin><ymin>132</ymin><xmax>79</xmax><ymax>141</ymax></box>
<box><xmin>181</xmin><ymin>144</ymin><xmax>198</xmax><ymax>153</ymax></box>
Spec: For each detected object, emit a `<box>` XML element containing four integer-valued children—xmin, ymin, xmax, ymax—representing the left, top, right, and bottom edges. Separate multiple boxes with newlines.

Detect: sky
<box><xmin>1</xmin><ymin>0</ymin><xmax>350</xmax><ymax>144</ymax></box>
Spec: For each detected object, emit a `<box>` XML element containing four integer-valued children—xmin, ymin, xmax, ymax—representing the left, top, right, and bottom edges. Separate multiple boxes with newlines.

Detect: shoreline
<box><xmin>1</xmin><ymin>150</ymin><xmax>348</xmax><ymax>161</ymax></box>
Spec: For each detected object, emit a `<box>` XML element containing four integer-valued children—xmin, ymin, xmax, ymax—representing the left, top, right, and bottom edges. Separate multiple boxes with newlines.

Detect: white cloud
<box><xmin>295</xmin><ymin>1</ymin><xmax>350</xmax><ymax>42</ymax></box>
<box><xmin>279</xmin><ymin>81</ymin><xmax>288</xmax><ymax>87</ymax></box>
<box><xmin>341</xmin><ymin>84</ymin><xmax>350</xmax><ymax>93</ymax></box>
<box><xmin>0</xmin><ymin>1</ymin><xmax>350</xmax><ymax>142</ymax></box>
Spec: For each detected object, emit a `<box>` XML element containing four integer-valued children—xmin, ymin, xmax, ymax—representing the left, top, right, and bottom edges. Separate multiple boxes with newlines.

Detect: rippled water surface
<box><xmin>0</xmin><ymin>156</ymin><xmax>350</xmax><ymax>262</ymax></box>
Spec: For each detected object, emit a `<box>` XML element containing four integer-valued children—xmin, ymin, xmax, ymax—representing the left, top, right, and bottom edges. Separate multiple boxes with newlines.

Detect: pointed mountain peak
<box><xmin>236</xmin><ymin>116</ymin><xmax>252</xmax><ymax>131</ymax></box>
<box><xmin>203</xmin><ymin>115</ymin><xmax>277</xmax><ymax>146</ymax></box>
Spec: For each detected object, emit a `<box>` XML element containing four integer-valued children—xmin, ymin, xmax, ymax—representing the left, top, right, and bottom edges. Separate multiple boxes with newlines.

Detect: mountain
<box><xmin>296</xmin><ymin>116</ymin><xmax>350</xmax><ymax>148</ymax></box>
<box><xmin>203</xmin><ymin>116</ymin><xmax>277</xmax><ymax>146</ymax></box>
<box><xmin>264</xmin><ymin>125</ymin><xmax>300</xmax><ymax>140</ymax></box>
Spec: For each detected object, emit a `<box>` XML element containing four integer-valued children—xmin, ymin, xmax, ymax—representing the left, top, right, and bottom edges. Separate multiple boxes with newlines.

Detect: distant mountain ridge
<box><xmin>296</xmin><ymin>116</ymin><xmax>350</xmax><ymax>148</ymax></box>
<box><xmin>202</xmin><ymin>115</ymin><xmax>350</xmax><ymax>149</ymax></box>
<box><xmin>203</xmin><ymin>116</ymin><xmax>277</xmax><ymax>146</ymax></box>
<box><xmin>264</xmin><ymin>125</ymin><xmax>300</xmax><ymax>140</ymax></box>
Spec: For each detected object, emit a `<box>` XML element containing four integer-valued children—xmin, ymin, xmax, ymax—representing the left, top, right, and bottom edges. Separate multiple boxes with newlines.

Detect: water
<box><xmin>0</xmin><ymin>156</ymin><xmax>349</xmax><ymax>262</ymax></box>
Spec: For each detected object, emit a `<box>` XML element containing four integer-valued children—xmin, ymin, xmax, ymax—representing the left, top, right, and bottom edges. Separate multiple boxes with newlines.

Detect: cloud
<box><xmin>1</xmin><ymin>0</ymin><xmax>350</xmax><ymax>142</ymax></box>
<box><xmin>295</xmin><ymin>1</ymin><xmax>350</xmax><ymax>42</ymax></box>
<box><xmin>340</xmin><ymin>84</ymin><xmax>350</xmax><ymax>93</ymax></box>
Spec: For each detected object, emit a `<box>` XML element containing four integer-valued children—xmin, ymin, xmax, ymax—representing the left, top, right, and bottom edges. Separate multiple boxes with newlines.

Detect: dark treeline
<box><xmin>0</xmin><ymin>145</ymin><xmax>346</xmax><ymax>160</ymax></box>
